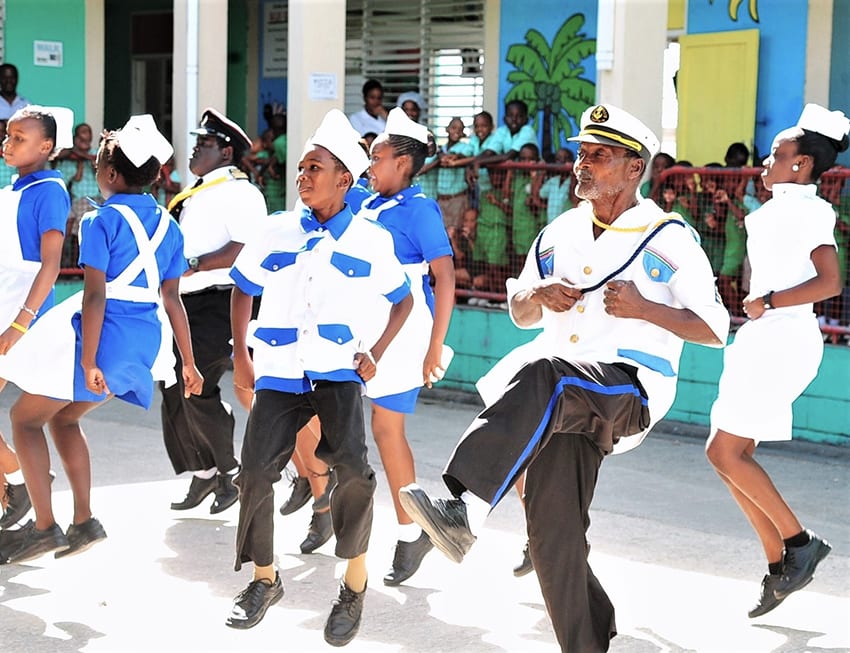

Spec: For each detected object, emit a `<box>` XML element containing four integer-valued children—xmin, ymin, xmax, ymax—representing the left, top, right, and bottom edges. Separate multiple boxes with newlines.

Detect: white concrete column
<box><xmin>595</xmin><ymin>0</ymin><xmax>667</xmax><ymax>142</ymax></box>
<box><xmin>286</xmin><ymin>0</ymin><xmax>347</xmax><ymax>206</ymax></box>
<box><xmin>805</xmin><ymin>0</ymin><xmax>833</xmax><ymax>107</ymax></box>
<box><xmin>85</xmin><ymin>0</ymin><xmax>105</xmax><ymax>133</ymax></box>
<box><xmin>173</xmin><ymin>0</ymin><xmax>229</xmax><ymax>186</ymax></box>
<box><xmin>483</xmin><ymin>0</ymin><xmax>502</xmax><ymax>118</ymax></box>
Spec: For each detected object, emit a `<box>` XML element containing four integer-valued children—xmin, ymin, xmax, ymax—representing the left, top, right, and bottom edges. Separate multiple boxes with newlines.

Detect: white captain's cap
<box><xmin>568</xmin><ymin>104</ymin><xmax>659</xmax><ymax>162</ymax></box>
<box><xmin>796</xmin><ymin>103</ymin><xmax>850</xmax><ymax>142</ymax></box>
<box><xmin>383</xmin><ymin>106</ymin><xmax>429</xmax><ymax>144</ymax></box>
<box><xmin>303</xmin><ymin>109</ymin><xmax>369</xmax><ymax>178</ymax></box>
<box><xmin>115</xmin><ymin>114</ymin><xmax>173</xmax><ymax>167</ymax></box>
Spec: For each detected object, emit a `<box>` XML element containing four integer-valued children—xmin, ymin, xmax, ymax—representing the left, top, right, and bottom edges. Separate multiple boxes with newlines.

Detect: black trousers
<box><xmin>160</xmin><ymin>288</ymin><xmax>237</xmax><ymax>475</ymax></box>
<box><xmin>444</xmin><ymin>357</ymin><xmax>650</xmax><ymax>653</ymax></box>
<box><xmin>233</xmin><ymin>383</ymin><xmax>376</xmax><ymax>571</ymax></box>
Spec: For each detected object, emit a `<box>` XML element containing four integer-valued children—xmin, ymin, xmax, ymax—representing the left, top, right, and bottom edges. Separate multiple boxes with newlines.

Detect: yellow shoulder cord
<box><xmin>166</xmin><ymin>168</ymin><xmax>249</xmax><ymax>213</ymax></box>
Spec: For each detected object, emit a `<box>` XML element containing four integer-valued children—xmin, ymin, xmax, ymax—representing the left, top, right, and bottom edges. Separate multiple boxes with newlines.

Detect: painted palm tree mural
<box><xmin>711</xmin><ymin>0</ymin><xmax>760</xmax><ymax>22</ymax></box>
<box><xmin>504</xmin><ymin>13</ymin><xmax>596</xmax><ymax>159</ymax></box>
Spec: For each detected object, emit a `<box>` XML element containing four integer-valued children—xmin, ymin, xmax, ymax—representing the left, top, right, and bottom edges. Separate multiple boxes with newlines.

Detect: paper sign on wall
<box><xmin>309</xmin><ymin>73</ymin><xmax>337</xmax><ymax>101</ymax></box>
<box><xmin>34</xmin><ymin>41</ymin><xmax>63</xmax><ymax>67</ymax></box>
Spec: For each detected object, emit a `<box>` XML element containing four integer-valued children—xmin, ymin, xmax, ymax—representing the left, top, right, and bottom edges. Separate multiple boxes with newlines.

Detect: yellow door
<box><xmin>677</xmin><ymin>29</ymin><xmax>759</xmax><ymax>165</ymax></box>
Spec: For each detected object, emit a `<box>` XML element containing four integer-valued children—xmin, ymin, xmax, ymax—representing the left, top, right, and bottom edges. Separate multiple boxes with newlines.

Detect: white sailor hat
<box><xmin>304</xmin><ymin>109</ymin><xmax>369</xmax><ymax>178</ymax></box>
<box><xmin>383</xmin><ymin>107</ymin><xmax>429</xmax><ymax>144</ymax></box>
<box><xmin>115</xmin><ymin>114</ymin><xmax>173</xmax><ymax>167</ymax></box>
<box><xmin>796</xmin><ymin>103</ymin><xmax>850</xmax><ymax>142</ymax></box>
<box><xmin>568</xmin><ymin>104</ymin><xmax>660</xmax><ymax>162</ymax></box>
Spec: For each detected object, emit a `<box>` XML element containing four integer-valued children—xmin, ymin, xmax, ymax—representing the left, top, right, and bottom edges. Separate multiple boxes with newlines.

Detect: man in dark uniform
<box><xmin>399</xmin><ymin>105</ymin><xmax>730</xmax><ymax>652</ymax></box>
<box><xmin>163</xmin><ymin>108</ymin><xmax>268</xmax><ymax>514</ymax></box>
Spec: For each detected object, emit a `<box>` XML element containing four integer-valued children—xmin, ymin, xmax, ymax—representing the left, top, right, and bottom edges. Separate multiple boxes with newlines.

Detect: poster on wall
<box><xmin>34</xmin><ymin>40</ymin><xmax>63</xmax><ymax>67</ymax></box>
<box><xmin>263</xmin><ymin>1</ymin><xmax>287</xmax><ymax>78</ymax></box>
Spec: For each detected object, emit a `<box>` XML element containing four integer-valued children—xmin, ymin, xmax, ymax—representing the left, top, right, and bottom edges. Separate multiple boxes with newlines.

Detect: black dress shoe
<box><xmin>6</xmin><ymin>523</ymin><xmax>69</xmax><ymax>564</ymax></box>
<box><xmin>225</xmin><ymin>572</ymin><xmax>284</xmax><ymax>629</ymax></box>
<box><xmin>300</xmin><ymin>509</ymin><xmax>333</xmax><ymax>554</ymax></box>
<box><xmin>324</xmin><ymin>580</ymin><xmax>366</xmax><ymax>647</ymax></box>
<box><xmin>279</xmin><ymin>474</ymin><xmax>312</xmax><ymax>516</ymax></box>
<box><xmin>170</xmin><ymin>475</ymin><xmax>217</xmax><ymax>510</ymax></box>
<box><xmin>775</xmin><ymin>530</ymin><xmax>832</xmax><ymax>599</ymax></box>
<box><xmin>748</xmin><ymin>573</ymin><xmax>784</xmax><ymax>618</ymax></box>
<box><xmin>210</xmin><ymin>472</ymin><xmax>239</xmax><ymax>514</ymax></box>
<box><xmin>0</xmin><ymin>482</ymin><xmax>32</xmax><ymax>528</ymax></box>
<box><xmin>55</xmin><ymin>517</ymin><xmax>108</xmax><ymax>559</ymax></box>
<box><xmin>398</xmin><ymin>484</ymin><xmax>476</xmax><ymax>564</ymax></box>
<box><xmin>513</xmin><ymin>540</ymin><xmax>534</xmax><ymax>577</ymax></box>
<box><xmin>383</xmin><ymin>531</ymin><xmax>433</xmax><ymax>586</ymax></box>
<box><xmin>0</xmin><ymin>520</ymin><xmax>33</xmax><ymax>563</ymax></box>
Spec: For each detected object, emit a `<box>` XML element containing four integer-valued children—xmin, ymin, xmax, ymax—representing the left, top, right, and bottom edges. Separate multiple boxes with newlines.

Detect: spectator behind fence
<box><xmin>53</xmin><ymin>123</ymin><xmax>102</xmax><ymax>268</ymax></box>
<box><xmin>455</xmin><ymin>111</ymin><xmax>510</xmax><ymax>296</ymax></box>
<box><xmin>435</xmin><ymin>117</ymin><xmax>475</xmax><ymax>284</ymax></box>
<box><xmin>150</xmin><ymin>154</ymin><xmax>181</xmax><ymax>209</ymax></box>
<box><xmin>640</xmin><ymin>151</ymin><xmax>675</xmax><ymax>201</ymax></box>
<box><xmin>534</xmin><ymin>147</ymin><xmax>575</xmax><ymax>224</ymax></box>
<box><xmin>349</xmin><ymin>79</ymin><xmax>388</xmax><ymax>137</ymax></box>
<box><xmin>396</xmin><ymin>91</ymin><xmax>425</xmax><ymax>124</ymax></box>
<box><xmin>0</xmin><ymin>119</ymin><xmax>15</xmax><ymax>188</ymax></box>
<box><xmin>504</xmin><ymin>142</ymin><xmax>544</xmax><ymax>272</ymax></box>
<box><xmin>714</xmin><ymin>181</ymin><xmax>748</xmax><ymax>315</ymax></box>
<box><xmin>0</xmin><ymin>64</ymin><xmax>30</xmax><ymax>121</ymax></box>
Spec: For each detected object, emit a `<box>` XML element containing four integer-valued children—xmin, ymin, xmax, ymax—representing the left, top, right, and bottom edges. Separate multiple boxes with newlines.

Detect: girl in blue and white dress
<box><xmin>0</xmin><ymin>115</ymin><xmax>203</xmax><ymax>564</ymax></box>
<box><xmin>0</xmin><ymin>106</ymin><xmax>72</xmax><ymax>532</ymax></box>
<box><xmin>706</xmin><ymin>104</ymin><xmax>848</xmax><ymax>618</ymax></box>
<box><xmin>361</xmin><ymin>108</ymin><xmax>455</xmax><ymax>585</ymax></box>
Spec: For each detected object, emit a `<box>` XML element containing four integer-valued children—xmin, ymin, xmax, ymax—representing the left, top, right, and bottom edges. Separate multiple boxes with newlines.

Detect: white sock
<box><xmin>5</xmin><ymin>469</ymin><xmax>24</xmax><ymax>485</ymax></box>
<box><xmin>460</xmin><ymin>491</ymin><xmax>491</xmax><ymax>535</ymax></box>
<box><xmin>193</xmin><ymin>468</ymin><xmax>217</xmax><ymax>480</ymax></box>
<box><xmin>397</xmin><ymin>522</ymin><xmax>421</xmax><ymax>543</ymax></box>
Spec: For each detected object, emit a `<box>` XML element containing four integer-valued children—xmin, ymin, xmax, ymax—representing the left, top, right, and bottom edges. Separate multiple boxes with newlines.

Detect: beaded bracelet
<box><xmin>10</xmin><ymin>322</ymin><xmax>28</xmax><ymax>334</ymax></box>
<box><xmin>19</xmin><ymin>304</ymin><xmax>38</xmax><ymax>318</ymax></box>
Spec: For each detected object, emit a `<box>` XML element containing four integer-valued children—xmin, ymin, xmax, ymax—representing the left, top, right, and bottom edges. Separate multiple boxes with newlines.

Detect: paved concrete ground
<box><xmin>0</xmin><ymin>378</ymin><xmax>847</xmax><ymax>653</ymax></box>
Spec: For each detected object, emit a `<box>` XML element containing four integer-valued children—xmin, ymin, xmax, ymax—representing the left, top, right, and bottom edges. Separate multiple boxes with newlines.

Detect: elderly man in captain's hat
<box><xmin>399</xmin><ymin>104</ymin><xmax>730</xmax><ymax>652</ymax></box>
<box><xmin>162</xmin><ymin>108</ymin><xmax>268</xmax><ymax>516</ymax></box>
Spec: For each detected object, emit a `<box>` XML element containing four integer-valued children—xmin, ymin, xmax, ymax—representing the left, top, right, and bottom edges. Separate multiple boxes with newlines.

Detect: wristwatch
<box><xmin>762</xmin><ymin>291</ymin><xmax>774</xmax><ymax>309</ymax></box>
<box><xmin>188</xmin><ymin>256</ymin><xmax>200</xmax><ymax>271</ymax></box>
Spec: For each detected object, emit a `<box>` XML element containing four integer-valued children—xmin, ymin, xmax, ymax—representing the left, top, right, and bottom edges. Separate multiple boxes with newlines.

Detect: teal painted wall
<box><xmin>442</xmin><ymin>307</ymin><xmax>850</xmax><ymax>445</ymax></box>
<box><xmin>4</xmin><ymin>0</ymin><xmax>87</xmax><ymax>120</ymax></box>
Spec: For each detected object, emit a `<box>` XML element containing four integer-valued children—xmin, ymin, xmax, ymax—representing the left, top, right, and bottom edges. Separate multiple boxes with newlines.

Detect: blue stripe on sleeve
<box><xmin>385</xmin><ymin>279</ymin><xmax>412</xmax><ymax>304</ymax></box>
<box><xmin>230</xmin><ymin>267</ymin><xmax>264</xmax><ymax>296</ymax></box>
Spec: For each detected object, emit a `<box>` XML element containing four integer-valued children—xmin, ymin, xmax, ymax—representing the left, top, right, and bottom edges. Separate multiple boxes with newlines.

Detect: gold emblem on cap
<box><xmin>589</xmin><ymin>106</ymin><xmax>609</xmax><ymax>123</ymax></box>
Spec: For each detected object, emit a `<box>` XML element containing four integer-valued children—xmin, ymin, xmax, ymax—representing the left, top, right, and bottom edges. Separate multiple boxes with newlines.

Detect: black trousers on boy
<box><xmin>234</xmin><ymin>382</ymin><xmax>376</xmax><ymax>570</ymax></box>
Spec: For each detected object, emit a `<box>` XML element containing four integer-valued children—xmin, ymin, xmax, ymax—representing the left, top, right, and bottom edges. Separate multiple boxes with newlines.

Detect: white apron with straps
<box><xmin>0</xmin><ymin>177</ymin><xmax>67</xmax><ymax>324</ymax></box>
<box><xmin>357</xmin><ymin>196</ymin><xmax>436</xmax><ymax>399</ymax></box>
<box><xmin>0</xmin><ymin>204</ymin><xmax>176</xmax><ymax>399</ymax></box>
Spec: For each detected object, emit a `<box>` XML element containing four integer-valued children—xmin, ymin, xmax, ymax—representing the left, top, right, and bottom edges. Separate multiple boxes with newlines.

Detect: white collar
<box><xmin>770</xmin><ymin>183</ymin><xmax>817</xmax><ymax>199</ymax></box>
